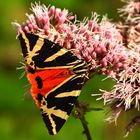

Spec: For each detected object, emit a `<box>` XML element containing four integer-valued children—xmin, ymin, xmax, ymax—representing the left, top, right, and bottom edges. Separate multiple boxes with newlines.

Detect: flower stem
<box><xmin>80</xmin><ymin>114</ymin><xmax>92</xmax><ymax>140</ymax></box>
<box><xmin>74</xmin><ymin>101</ymin><xmax>92</xmax><ymax>140</ymax></box>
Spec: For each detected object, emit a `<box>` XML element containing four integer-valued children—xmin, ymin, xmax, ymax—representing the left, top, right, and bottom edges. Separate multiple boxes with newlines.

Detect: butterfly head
<box><xmin>25</xmin><ymin>56</ymin><xmax>36</xmax><ymax>73</ymax></box>
<box><xmin>25</xmin><ymin>57</ymin><xmax>35</xmax><ymax>68</ymax></box>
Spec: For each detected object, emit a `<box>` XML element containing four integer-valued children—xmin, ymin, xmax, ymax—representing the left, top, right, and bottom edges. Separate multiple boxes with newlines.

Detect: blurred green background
<box><xmin>0</xmin><ymin>0</ymin><xmax>139</xmax><ymax>140</ymax></box>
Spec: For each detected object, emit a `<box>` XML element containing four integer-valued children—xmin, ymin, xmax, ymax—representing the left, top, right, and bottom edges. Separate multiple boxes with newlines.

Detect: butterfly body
<box><xmin>18</xmin><ymin>32</ymin><xmax>87</xmax><ymax>135</ymax></box>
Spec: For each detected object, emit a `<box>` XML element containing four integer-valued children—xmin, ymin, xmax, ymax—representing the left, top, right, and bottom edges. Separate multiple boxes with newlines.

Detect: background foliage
<box><xmin>0</xmin><ymin>0</ymin><xmax>139</xmax><ymax>140</ymax></box>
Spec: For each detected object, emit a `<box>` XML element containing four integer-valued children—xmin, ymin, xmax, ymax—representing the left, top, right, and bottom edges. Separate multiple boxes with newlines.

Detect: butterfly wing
<box><xmin>18</xmin><ymin>32</ymin><xmax>87</xmax><ymax>135</ymax></box>
<box><xmin>18</xmin><ymin>32</ymin><xmax>80</xmax><ymax>71</ymax></box>
<box><xmin>33</xmin><ymin>69</ymin><xmax>84</xmax><ymax>135</ymax></box>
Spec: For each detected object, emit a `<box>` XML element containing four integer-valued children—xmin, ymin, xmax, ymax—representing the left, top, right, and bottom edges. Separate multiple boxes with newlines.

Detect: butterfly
<box><xmin>18</xmin><ymin>32</ymin><xmax>87</xmax><ymax>135</ymax></box>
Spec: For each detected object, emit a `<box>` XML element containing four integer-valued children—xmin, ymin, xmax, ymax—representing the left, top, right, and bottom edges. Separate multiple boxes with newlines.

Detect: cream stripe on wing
<box><xmin>21</xmin><ymin>33</ymin><xmax>44</xmax><ymax>57</ymax></box>
<box><xmin>42</xmin><ymin>106</ymin><xmax>69</xmax><ymax>134</ymax></box>
<box><xmin>44</xmin><ymin>49</ymin><xmax>67</xmax><ymax>62</ymax></box>
<box><xmin>31</xmin><ymin>37</ymin><xmax>44</xmax><ymax>54</ymax></box>
<box><xmin>41</xmin><ymin>100</ymin><xmax>69</xmax><ymax>120</ymax></box>
<box><xmin>52</xmin><ymin>108</ymin><xmax>69</xmax><ymax>120</ymax></box>
<box><xmin>48</xmin><ymin>114</ymin><xmax>57</xmax><ymax>134</ymax></box>
<box><xmin>21</xmin><ymin>32</ymin><xmax>30</xmax><ymax>53</ymax></box>
<box><xmin>55</xmin><ymin>90</ymin><xmax>80</xmax><ymax>98</ymax></box>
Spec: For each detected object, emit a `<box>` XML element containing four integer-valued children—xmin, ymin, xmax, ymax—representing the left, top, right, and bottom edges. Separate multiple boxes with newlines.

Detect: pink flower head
<box><xmin>119</xmin><ymin>0</ymin><xmax>140</xmax><ymax>53</ymax></box>
<box><xmin>119</xmin><ymin>0</ymin><xmax>140</xmax><ymax>20</ymax></box>
<box><xmin>101</xmin><ymin>58</ymin><xmax>140</xmax><ymax>110</ymax></box>
<box><xmin>13</xmin><ymin>3</ymin><xmax>129</xmax><ymax>78</ymax></box>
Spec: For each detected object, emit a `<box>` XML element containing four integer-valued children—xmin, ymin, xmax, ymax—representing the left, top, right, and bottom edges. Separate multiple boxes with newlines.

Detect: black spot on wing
<box><xmin>36</xmin><ymin>93</ymin><xmax>43</xmax><ymax>102</ymax></box>
<box><xmin>18</xmin><ymin>34</ymin><xmax>28</xmax><ymax>58</ymax></box>
<box><xmin>25</xmin><ymin>33</ymin><xmax>39</xmax><ymax>51</ymax></box>
<box><xmin>27</xmin><ymin>66</ymin><xmax>35</xmax><ymax>74</ymax></box>
<box><xmin>35</xmin><ymin>76</ymin><xmax>43</xmax><ymax>89</ymax></box>
<box><xmin>42</xmin><ymin>113</ymin><xmax>54</xmax><ymax>135</ymax></box>
<box><xmin>51</xmin><ymin>114</ymin><xmax>66</xmax><ymax>133</ymax></box>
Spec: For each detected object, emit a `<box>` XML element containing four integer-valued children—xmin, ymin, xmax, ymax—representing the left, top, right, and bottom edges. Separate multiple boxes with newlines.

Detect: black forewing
<box><xmin>18</xmin><ymin>33</ymin><xmax>39</xmax><ymax>57</ymax></box>
<box><xmin>31</xmin><ymin>38</ymin><xmax>78</xmax><ymax>68</ymax></box>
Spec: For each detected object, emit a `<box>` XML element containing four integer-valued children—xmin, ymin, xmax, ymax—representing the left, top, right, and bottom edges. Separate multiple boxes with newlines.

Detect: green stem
<box><xmin>75</xmin><ymin>101</ymin><xmax>92</xmax><ymax>140</ymax></box>
<box><xmin>80</xmin><ymin>114</ymin><xmax>92</xmax><ymax>140</ymax></box>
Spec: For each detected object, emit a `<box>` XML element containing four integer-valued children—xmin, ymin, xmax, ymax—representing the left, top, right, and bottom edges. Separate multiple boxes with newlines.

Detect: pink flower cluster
<box><xmin>14</xmin><ymin>3</ymin><xmax>129</xmax><ymax>78</ymax></box>
<box><xmin>101</xmin><ymin>0</ymin><xmax>140</xmax><ymax>110</ymax></box>
<box><xmin>119</xmin><ymin>0</ymin><xmax>140</xmax><ymax>20</ymax></box>
<box><xmin>101</xmin><ymin>58</ymin><xmax>140</xmax><ymax>110</ymax></box>
<box><xmin>119</xmin><ymin>0</ymin><xmax>140</xmax><ymax>52</ymax></box>
<box><xmin>98</xmin><ymin>0</ymin><xmax>140</xmax><ymax>134</ymax></box>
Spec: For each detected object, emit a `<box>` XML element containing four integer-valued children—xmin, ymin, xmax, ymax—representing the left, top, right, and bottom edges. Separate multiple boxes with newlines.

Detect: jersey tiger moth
<box><xmin>18</xmin><ymin>32</ymin><xmax>87</xmax><ymax>135</ymax></box>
